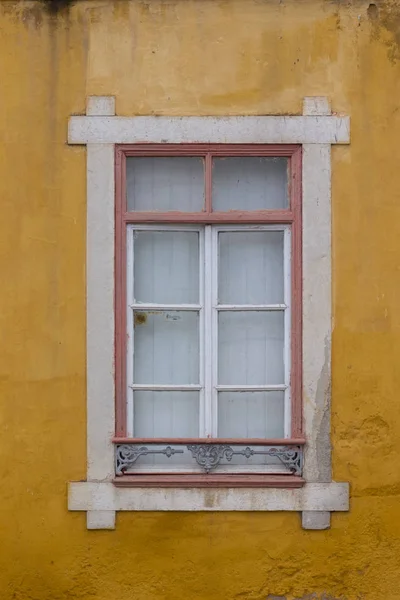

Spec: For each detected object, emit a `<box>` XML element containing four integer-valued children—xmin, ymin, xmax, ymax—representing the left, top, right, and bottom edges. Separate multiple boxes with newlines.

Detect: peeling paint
<box><xmin>314</xmin><ymin>338</ymin><xmax>332</xmax><ymax>482</ymax></box>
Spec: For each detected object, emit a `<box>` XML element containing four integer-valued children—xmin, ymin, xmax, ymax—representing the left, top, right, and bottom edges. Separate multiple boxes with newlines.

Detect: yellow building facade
<box><xmin>1</xmin><ymin>0</ymin><xmax>400</xmax><ymax>598</ymax></box>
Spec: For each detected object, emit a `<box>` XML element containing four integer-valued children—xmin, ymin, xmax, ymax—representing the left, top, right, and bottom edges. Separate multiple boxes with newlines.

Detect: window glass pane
<box><xmin>218</xmin><ymin>231</ymin><xmax>284</xmax><ymax>304</ymax></box>
<box><xmin>218</xmin><ymin>391</ymin><xmax>284</xmax><ymax>438</ymax></box>
<box><xmin>133</xmin><ymin>230</ymin><xmax>199</xmax><ymax>304</ymax></box>
<box><xmin>134</xmin><ymin>311</ymin><xmax>199</xmax><ymax>384</ymax></box>
<box><xmin>218</xmin><ymin>311</ymin><xmax>284</xmax><ymax>385</ymax></box>
<box><xmin>212</xmin><ymin>157</ymin><xmax>288</xmax><ymax>211</ymax></box>
<box><xmin>127</xmin><ymin>157</ymin><xmax>205</xmax><ymax>211</ymax></box>
<box><xmin>133</xmin><ymin>391</ymin><xmax>199</xmax><ymax>438</ymax></box>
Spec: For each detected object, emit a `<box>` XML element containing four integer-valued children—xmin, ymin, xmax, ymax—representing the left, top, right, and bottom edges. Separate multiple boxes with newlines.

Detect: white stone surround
<box><xmin>67</xmin><ymin>96</ymin><xmax>350</xmax><ymax>530</ymax></box>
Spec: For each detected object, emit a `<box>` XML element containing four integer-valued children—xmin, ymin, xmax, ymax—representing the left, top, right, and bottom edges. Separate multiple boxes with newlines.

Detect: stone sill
<box><xmin>68</xmin><ymin>480</ymin><xmax>349</xmax><ymax>530</ymax></box>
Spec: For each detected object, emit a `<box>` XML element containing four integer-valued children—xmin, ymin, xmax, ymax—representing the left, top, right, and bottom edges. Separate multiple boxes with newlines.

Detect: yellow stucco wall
<box><xmin>1</xmin><ymin>0</ymin><xmax>400</xmax><ymax>598</ymax></box>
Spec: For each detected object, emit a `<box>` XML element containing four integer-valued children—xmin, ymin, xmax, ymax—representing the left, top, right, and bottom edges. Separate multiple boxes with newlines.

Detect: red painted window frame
<box><xmin>114</xmin><ymin>144</ymin><xmax>303</xmax><ymax>486</ymax></box>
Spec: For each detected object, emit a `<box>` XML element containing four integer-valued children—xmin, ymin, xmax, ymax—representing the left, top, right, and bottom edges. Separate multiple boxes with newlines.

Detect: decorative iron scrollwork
<box><xmin>115</xmin><ymin>444</ymin><xmax>184</xmax><ymax>475</ymax></box>
<box><xmin>267</xmin><ymin>446</ymin><xmax>302</xmax><ymax>475</ymax></box>
<box><xmin>115</xmin><ymin>444</ymin><xmax>302</xmax><ymax>475</ymax></box>
<box><xmin>188</xmin><ymin>444</ymin><xmax>302</xmax><ymax>474</ymax></box>
<box><xmin>187</xmin><ymin>445</ymin><xmax>230</xmax><ymax>473</ymax></box>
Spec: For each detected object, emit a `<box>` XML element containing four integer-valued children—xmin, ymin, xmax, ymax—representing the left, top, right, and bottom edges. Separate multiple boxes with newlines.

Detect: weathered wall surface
<box><xmin>1</xmin><ymin>0</ymin><xmax>400</xmax><ymax>598</ymax></box>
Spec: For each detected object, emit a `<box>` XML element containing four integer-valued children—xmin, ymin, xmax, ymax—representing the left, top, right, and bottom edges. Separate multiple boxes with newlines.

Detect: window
<box><xmin>114</xmin><ymin>145</ymin><xmax>303</xmax><ymax>482</ymax></box>
<box><xmin>68</xmin><ymin>99</ymin><xmax>350</xmax><ymax>529</ymax></box>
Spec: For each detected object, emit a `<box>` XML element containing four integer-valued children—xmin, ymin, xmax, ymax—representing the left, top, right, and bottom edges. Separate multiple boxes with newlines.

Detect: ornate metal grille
<box><xmin>115</xmin><ymin>443</ymin><xmax>302</xmax><ymax>476</ymax></box>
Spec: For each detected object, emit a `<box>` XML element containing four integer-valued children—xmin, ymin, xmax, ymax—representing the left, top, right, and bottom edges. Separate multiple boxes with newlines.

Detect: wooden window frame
<box><xmin>113</xmin><ymin>144</ymin><xmax>303</xmax><ymax>484</ymax></box>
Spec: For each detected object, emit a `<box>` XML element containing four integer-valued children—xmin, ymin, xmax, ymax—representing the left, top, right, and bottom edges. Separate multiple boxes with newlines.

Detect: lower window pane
<box><xmin>133</xmin><ymin>391</ymin><xmax>199</xmax><ymax>438</ymax></box>
<box><xmin>217</xmin><ymin>391</ymin><xmax>285</xmax><ymax>438</ymax></box>
<box><xmin>218</xmin><ymin>311</ymin><xmax>285</xmax><ymax>385</ymax></box>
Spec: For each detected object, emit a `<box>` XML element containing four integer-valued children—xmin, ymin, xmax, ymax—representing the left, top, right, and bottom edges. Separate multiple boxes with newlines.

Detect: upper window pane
<box><xmin>133</xmin><ymin>230</ymin><xmax>199</xmax><ymax>304</ymax></box>
<box><xmin>218</xmin><ymin>231</ymin><xmax>284</xmax><ymax>304</ymax></box>
<box><xmin>126</xmin><ymin>157</ymin><xmax>205</xmax><ymax>212</ymax></box>
<box><xmin>212</xmin><ymin>157</ymin><xmax>288</xmax><ymax>211</ymax></box>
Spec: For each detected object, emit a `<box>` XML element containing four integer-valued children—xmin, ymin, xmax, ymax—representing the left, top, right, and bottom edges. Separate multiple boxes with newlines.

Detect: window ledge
<box><xmin>68</xmin><ymin>480</ymin><xmax>349</xmax><ymax>530</ymax></box>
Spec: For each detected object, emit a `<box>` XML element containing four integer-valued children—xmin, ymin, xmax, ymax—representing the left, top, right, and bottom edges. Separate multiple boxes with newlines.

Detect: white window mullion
<box><xmin>130</xmin><ymin>303</ymin><xmax>202</xmax><ymax>310</ymax></box>
<box><xmin>126</xmin><ymin>226</ymin><xmax>135</xmax><ymax>437</ymax></box>
<box><xmin>198</xmin><ymin>227</ymin><xmax>206</xmax><ymax>437</ymax></box>
<box><xmin>283</xmin><ymin>226</ymin><xmax>291</xmax><ymax>438</ymax></box>
<box><xmin>203</xmin><ymin>225</ymin><xmax>213</xmax><ymax>437</ymax></box>
<box><xmin>130</xmin><ymin>384</ymin><xmax>202</xmax><ymax>391</ymax></box>
<box><xmin>211</xmin><ymin>225</ymin><xmax>219</xmax><ymax>437</ymax></box>
<box><xmin>217</xmin><ymin>304</ymin><xmax>287</xmax><ymax>311</ymax></box>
